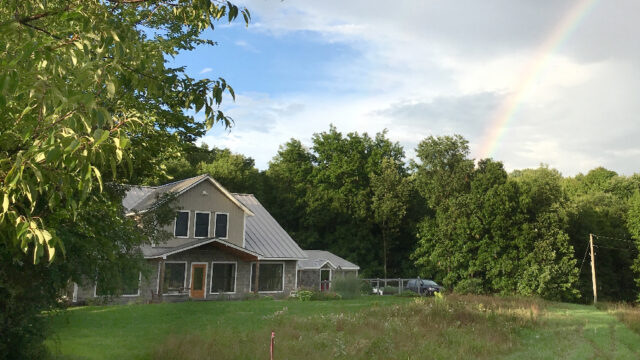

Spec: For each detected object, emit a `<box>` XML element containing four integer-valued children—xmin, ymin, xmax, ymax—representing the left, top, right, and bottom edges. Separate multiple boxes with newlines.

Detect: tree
<box><xmin>196</xmin><ymin>149</ymin><xmax>263</xmax><ymax>196</ymax></box>
<box><xmin>0</xmin><ymin>0</ymin><xmax>249</xmax><ymax>356</ymax></box>
<box><xmin>371</xmin><ymin>158</ymin><xmax>411</xmax><ymax>278</ymax></box>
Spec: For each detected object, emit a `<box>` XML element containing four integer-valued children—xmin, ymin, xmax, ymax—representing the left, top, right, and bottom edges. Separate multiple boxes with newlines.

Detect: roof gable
<box><xmin>123</xmin><ymin>174</ymin><xmax>254</xmax><ymax>216</ymax></box>
<box><xmin>298</xmin><ymin>250</ymin><xmax>359</xmax><ymax>270</ymax></box>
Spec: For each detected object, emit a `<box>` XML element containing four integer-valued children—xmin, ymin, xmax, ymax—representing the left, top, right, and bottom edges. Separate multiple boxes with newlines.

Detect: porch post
<box><xmin>157</xmin><ymin>258</ymin><xmax>165</xmax><ymax>302</ymax></box>
<box><xmin>253</xmin><ymin>260</ymin><xmax>260</xmax><ymax>293</ymax></box>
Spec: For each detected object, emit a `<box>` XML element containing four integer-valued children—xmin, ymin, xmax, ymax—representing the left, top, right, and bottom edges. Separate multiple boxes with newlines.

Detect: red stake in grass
<box><xmin>270</xmin><ymin>331</ymin><xmax>275</xmax><ymax>360</ymax></box>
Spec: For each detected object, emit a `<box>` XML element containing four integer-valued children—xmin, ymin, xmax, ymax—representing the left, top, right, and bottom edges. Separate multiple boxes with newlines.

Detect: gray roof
<box><xmin>233</xmin><ymin>194</ymin><xmax>307</xmax><ymax>260</ymax></box>
<box><xmin>122</xmin><ymin>174</ymin><xmax>253</xmax><ymax>215</ymax></box>
<box><xmin>298</xmin><ymin>250</ymin><xmax>359</xmax><ymax>270</ymax></box>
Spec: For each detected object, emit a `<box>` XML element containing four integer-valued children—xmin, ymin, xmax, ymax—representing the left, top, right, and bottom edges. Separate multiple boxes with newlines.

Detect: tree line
<box><xmin>144</xmin><ymin>129</ymin><xmax>640</xmax><ymax>303</ymax></box>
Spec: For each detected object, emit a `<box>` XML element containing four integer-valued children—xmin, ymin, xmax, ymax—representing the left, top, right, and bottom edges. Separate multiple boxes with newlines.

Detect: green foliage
<box><xmin>0</xmin><ymin>0</ymin><xmax>250</xmax><ymax>357</ymax></box>
<box><xmin>0</xmin><ymin>0</ymin><xmax>249</xmax><ymax>263</ymax></box>
<box><xmin>331</xmin><ymin>277</ymin><xmax>362</xmax><ymax>299</ymax></box>
<box><xmin>297</xmin><ymin>290</ymin><xmax>313</xmax><ymax>302</ymax></box>
<box><xmin>382</xmin><ymin>286</ymin><xmax>399</xmax><ymax>295</ymax></box>
<box><xmin>394</xmin><ymin>289</ymin><xmax>420</xmax><ymax>297</ymax></box>
<box><xmin>310</xmin><ymin>291</ymin><xmax>342</xmax><ymax>301</ymax></box>
<box><xmin>412</xmin><ymin>137</ymin><xmax>579</xmax><ymax>301</ymax></box>
<box><xmin>454</xmin><ymin>278</ymin><xmax>485</xmax><ymax>295</ymax></box>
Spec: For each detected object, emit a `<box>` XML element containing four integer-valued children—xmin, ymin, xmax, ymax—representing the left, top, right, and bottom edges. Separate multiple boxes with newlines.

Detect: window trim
<box><xmin>94</xmin><ymin>272</ymin><xmax>142</xmax><ymax>298</ymax></box>
<box><xmin>174</xmin><ymin>211</ymin><xmax>190</xmax><ymax>238</ymax></box>
<box><xmin>193</xmin><ymin>211</ymin><xmax>211</xmax><ymax>238</ymax></box>
<box><xmin>214</xmin><ymin>212</ymin><xmax>230</xmax><ymax>239</ymax></box>
<box><xmin>249</xmin><ymin>262</ymin><xmax>285</xmax><ymax>293</ymax></box>
<box><xmin>161</xmin><ymin>261</ymin><xmax>188</xmax><ymax>296</ymax></box>
<box><xmin>209</xmin><ymin>261</ymin><xmax>237</xmax><ymax>294</ymax></box>
<box><xmin>189</xmin><ymin>262</ymin><xmax>209</xmax><ymax>298</ymax></box>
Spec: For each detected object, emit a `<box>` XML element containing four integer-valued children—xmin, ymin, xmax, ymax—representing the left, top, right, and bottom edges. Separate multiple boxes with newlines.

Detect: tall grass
<box><xmin>152</xmin><ymin>294</ymin><xmax>546</xmax><ymax>360</ymax></box>
<box><xmin>597</xmin><ymin>302</ymin><xmax>640</xmax><ymax>334</ymax></box>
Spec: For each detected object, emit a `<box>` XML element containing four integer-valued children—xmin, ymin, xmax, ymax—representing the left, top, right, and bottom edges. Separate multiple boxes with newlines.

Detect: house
<box><xmin>74</xmin><ymin>174</ymin><xmax>342</xmax><ymax>303</ymax></box>
<box><xmin>297</xmin><ymin>250</ymin><xmax>360</xmax><ymax>291</ymax></box>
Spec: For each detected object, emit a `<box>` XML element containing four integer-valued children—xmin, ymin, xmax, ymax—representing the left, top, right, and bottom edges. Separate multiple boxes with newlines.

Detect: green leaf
<box><xmin>106</xmin><ymin>81</ymin><xmax>115</xmax><ymax>98</ymax></box>
<box><xmin>2</xmin><ymin>193</ymin><xmax>8</xmax><ymax>213</ymax></box>
<box><xmin>92</xmin><ymin>166</ymin><xmax>103</xmax><ymax>192</ymax></box>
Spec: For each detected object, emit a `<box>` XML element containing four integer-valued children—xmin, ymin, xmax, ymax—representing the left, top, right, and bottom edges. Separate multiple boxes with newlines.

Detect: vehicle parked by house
<box><xmin>405</xmin><ymin>279</ymin><xmax>443</xmax><ymax>296</ymax></box>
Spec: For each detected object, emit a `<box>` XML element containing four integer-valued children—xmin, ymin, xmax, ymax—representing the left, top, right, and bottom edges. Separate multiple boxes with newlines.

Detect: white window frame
<box><xmin>189</xmin><ymin>262</ymin><xmax>209</xmax><ymax>298</ymax></box>
<box><xmin>174</xmin><ymin>210</ymin><xmax>190</xmax><ymax>238</ymax></box>
<box><xmin>94</xmin><ymin>272</ymin><xmax>142</xmax><ymax>297</ymax></box>
<box><xmin>160</xmin><ymin>261</ymin><xmax>188</xmax><ymax>296</ymax></box>
<box><xmin>214</xmin><ymin>212</ymin><xmax>229</xmax><ymax>239</ymax></box>
<box><xmin>249</xmin><ymin>262</ymin><xmax>285</xmax><ymax>293</ymax></box>
<box><xmin>319</xmin><ymin>267</ymin><xmax>332</xmax><ymax>291</ymax></box>
<box><xmin>209</xmin><ymin>261</ymin><xmax>237</xmax><ymax>294</ymax></box>
<box><xmin>193</xmin><ymin>211</ymin><xmax>211</xmax><ymax>238</ymax></box>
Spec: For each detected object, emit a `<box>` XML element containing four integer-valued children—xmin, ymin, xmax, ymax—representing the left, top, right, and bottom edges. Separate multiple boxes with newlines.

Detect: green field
<box><xmin>47</xmin><ymin>295</ymin><xmax>640</xmax><ymax>359</ymax></box>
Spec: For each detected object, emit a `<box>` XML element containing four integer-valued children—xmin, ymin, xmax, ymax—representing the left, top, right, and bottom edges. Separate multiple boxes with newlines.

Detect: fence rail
<box><xmin>318</xmin><ymin>278</ymin><xmax>421</xmax><ymax>294</ymax></box>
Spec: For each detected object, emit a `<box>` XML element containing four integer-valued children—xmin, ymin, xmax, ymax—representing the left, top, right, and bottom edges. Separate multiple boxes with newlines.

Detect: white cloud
<box><xmin>199</xmin><ymin>67</ymin><xmax>213</xmax><ymax>74</ymax></box>
<box><xmin>206</xmin><ymin>0</ymin><xmax>640</xmax><ymax>175</ymax></box>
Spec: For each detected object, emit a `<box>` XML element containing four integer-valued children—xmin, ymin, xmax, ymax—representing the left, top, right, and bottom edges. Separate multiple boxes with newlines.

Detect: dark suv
<box><xmin>406</xmin><ymin>279</ymin><xmax>443</xmax><ymax>296</ymax></box>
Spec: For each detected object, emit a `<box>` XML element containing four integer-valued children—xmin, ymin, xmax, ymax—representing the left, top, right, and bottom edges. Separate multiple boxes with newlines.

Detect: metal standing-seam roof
<box><xmin>233</xmin><ymin>193</ymin><xmax>307</xmax><ymax>260</ymax></box>
<box><xmin>122</xmin><ymin>174</ymin><xmax>253</xmax><ymax>216</ymax></box>
<box><xmin>298</xmin><ymin>250</ymin><xmax>360</xmax><ymax>270</ymax></box>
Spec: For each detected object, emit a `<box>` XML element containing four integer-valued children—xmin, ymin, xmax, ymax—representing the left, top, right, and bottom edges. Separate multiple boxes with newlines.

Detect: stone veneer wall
<box><xmin>75</xmin><ymin>245</ymin><xmax>298</xmax><ymax>303</ymax></box>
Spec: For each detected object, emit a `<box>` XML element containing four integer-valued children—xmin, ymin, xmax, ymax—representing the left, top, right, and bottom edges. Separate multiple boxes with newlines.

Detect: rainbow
<box><xmin>477</xmin><ymin>0</ymin><xmax>599</xmax><ymax>159</ymax></box>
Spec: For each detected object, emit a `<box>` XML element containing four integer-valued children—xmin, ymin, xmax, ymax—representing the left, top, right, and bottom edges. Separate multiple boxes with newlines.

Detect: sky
<box><xmin>170</xmin><ymin>0</ymin><xmax>640</xmax><ymax>176</ymax></box>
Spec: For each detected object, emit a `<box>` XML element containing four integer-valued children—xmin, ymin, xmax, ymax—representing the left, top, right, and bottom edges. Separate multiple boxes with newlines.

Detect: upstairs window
<box><xmin>194</xmin><ymin>212</ymin><xmax>210</xmax><ymax>238</ymax></box>
<box><xmin>214</xmin><ymin>213</ymin><xmax>228</xmax><ymax>239</ymax></box>
<box><xmin>174</xmin><ymin>211</ymin><xmax>189</xmax><ymax>237</ymax></box>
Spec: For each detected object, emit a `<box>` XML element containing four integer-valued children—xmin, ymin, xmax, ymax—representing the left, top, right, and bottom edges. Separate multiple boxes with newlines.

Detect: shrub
<box><xmin>297</xmin><ymin>290</ymin><xmax>313</xmax><ymax>302</ymax></box>
<box><xmin>360</xmin><ymin>280</ymin><xmax>373</xmax><ymax>295</ymax></box>
<box><xmin>454</xmin><ymin>278</ymin><xmax>485</xmax><ymax>295</ymax></box>
<box><xmin>382</xmin><ymin>286</ymin><xmax>398</xmax><ymax>295</ymax></box>
<box><xmin>332</xmin><ymin>278</ymin><xmax>362</xmax><ymax>299</ymax></box>
<box><xmin>395</xmin><ymin>290</ymin><xmax>420</xmax><ymax>297</ymax></box>
<box><xmin>310</xmin><ymin>291</ymin><xmax>342</xmax><ymax>301</ymax></box>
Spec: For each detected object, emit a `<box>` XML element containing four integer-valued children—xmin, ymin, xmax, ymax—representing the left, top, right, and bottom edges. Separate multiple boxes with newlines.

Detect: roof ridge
<box><xmin>232</xmin><ymin>193</ymin><xmax>255</xmax><ymax>196</ymax></box>
<box><xmin>156</xmin><ymin>173</ymin><xmax>208</xmax><ymax>188</ymax></box>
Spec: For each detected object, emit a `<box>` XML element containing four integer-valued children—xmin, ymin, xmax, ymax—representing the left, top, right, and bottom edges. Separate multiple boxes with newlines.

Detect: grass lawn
<box><xmin>46</xmin><ymin>295</ymin><xmax>640</xmax><ymax>359</ymax></box>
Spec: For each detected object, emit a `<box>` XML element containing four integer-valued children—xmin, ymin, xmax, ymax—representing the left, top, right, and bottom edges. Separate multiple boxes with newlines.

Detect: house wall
<box><xmin>75</xmin><ymin>245</ymin><xmax>297</xmax><ymax>303</ymax></box>
<box><xmin>160</xmin><ymin>180</ymin><xmax>246</xmax><ymax>248</ymax></box>
<box><xmin>297</xmin><ymin>269</ymin><xmax>358</xmax><ymax>291</ymax></box>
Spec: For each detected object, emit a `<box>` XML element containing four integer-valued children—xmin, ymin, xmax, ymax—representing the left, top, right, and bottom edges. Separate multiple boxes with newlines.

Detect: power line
<box><xmin>593</xmin><ymin>244</ymin><xmax>636</xmax><ymax>251</ymax></box>
<box><xmin>593</xmin><ymin>234</ymin><xmax>637</xmax><ymax>244</ymax></box>
<box><xmin>578</xmin><ymin>242</ymin><xmax>590</xmax><ymax>274</ymax></box>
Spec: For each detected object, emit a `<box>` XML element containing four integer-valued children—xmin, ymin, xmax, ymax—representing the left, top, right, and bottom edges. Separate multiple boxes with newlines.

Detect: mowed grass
<box><xmin>47</xmin><ymin>295</ymin><xmax>640</xmax><ymax>360</ymax></box>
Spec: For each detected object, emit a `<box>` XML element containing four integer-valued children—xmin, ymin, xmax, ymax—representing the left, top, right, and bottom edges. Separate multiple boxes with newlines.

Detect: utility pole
<box><xmin>589</xmin><ymin>233</ymin><xmax>597</xmax><ymax>304</ymax></box>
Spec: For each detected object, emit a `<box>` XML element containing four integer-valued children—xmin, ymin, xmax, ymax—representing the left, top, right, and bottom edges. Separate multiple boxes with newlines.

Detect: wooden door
<box><xmin>190</xmin><ymin>264</ymin><xmax>206</xmax><ymax>299</ymax></box>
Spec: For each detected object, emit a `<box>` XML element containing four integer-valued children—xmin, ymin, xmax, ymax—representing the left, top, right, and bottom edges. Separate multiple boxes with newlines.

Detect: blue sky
<box><xmin>169</xmin><ymin>0</ymin><xmax>640</xmax><ymax>176</ymax></box>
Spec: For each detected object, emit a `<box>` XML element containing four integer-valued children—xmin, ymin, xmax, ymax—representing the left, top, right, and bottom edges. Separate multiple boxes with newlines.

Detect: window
<box><xmin>214</xmin><ymin>213</ymin><xmax>228</xmax><ymax>238</ymax></box>
<box><xmin>174</xmin><ymin>211</ymin><xmax>189</xmax><ymax>237</ymax></box>
<box><xmin>251</xmin><ymin>263</ymin><xmax>284</xmax><ymax>292</ymax></box>
<box><xmin>210</xmin><ymin>262</ymin><xmax>236</xmax><ymax>293</ymax></box>
<box><xmin>194</xmin><ymin>212</ymin><xmax>210</xmax><ymax>238</ymax></box>
<box><xmin>163</xmin><ymin>262</ymin><xmax>187</xmax><ymax>294</ymax></box>
<box><xmin>95</xmin><ymin>271</ymin><xmax>140</xmax><ymax>297</ymax></box>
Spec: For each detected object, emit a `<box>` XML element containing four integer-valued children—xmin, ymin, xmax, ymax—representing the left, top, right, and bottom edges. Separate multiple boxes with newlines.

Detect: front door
<box><xmin>320</xmin><ymin>269</ymin><xmax>331</xmax><ymax>292</ymax></box>
<box><xmin>190</xmin><ymin>264</ymin><xmax>206</xmax><ymax>299</ymax></box>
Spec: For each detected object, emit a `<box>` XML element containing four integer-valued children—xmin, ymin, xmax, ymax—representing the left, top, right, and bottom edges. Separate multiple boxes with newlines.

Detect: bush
<box><xmin>454</xmin><ymin>278</ymin><xmax>485</xmax><ymax>295</ymax></box>
<box><xmin>360</xmin><ymin>281</ymin><xmax>373</xmax><ymax>295</ymax></box>
<box><xmin>382</xmin><ymin>286</ymin><xmax>398</xmax><ymax>295</ymax></box>
<box><xmin>297</xmin><ymin>290</ymin><xmax>313</xmax><ymax>302</ymax></box>
<box><xmin>332</xmin><ymin>278</ymin><xmax>362</xmax><ymax>299</ymax></box>
<box><xmin>310</xmin><ymin>291</ymin><xmax>342</xmax><ymax>301</ymax></box>
<box><xmin>395</xmin><ymin>290</ymin><xmax>420</xmax><ymax>298</ymax></box>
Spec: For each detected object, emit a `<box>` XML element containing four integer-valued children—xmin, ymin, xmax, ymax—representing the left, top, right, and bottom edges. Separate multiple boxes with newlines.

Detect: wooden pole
<box><xmin>589</xmin><ymin>233</ymin><xmax>597</xmax><ymax>304</ymax></box>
